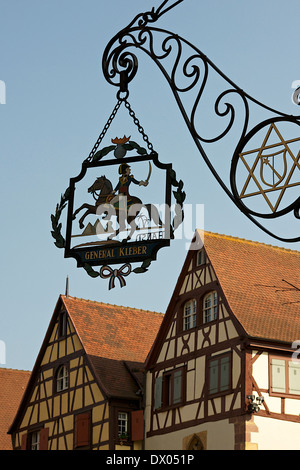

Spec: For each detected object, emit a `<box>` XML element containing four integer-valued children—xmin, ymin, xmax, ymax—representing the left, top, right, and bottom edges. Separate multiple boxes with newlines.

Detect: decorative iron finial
<box><xmin>65</xmin><ymin>276</ymin><xmax>69</xmax><ymax>297</ymax></box>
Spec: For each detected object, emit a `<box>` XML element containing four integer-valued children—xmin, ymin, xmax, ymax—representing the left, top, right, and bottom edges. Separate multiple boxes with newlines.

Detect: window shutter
<box><xmin>272</xmin><ymin>359</ymin><xmax>286</xmax><ymax>393</ymax></box>
<box><xmin>39</xmin><ymin>428</ymin><xmax>49</xmax><ymax>450</ymax></box>
<box><xmin>209</xmin><ymin>359</ymin><xmax>218</xmax><ymax>394</ymax></box>
<box><xmin>154</xmin><ymin>376</ymin><xmax>163</xmax><ymax>409</ymax></box>
<box><xmin>289</xmin><ymin>362</ymin><xmax>300</xmax><ymax>395</ymax></box>
<box><xmin>173</xmin><ymin>370</ymin><xmax>182</xmax><ymax>404</ymax></box>
<box><xmin>75</xmin><ymin>412</ymin><xmax>90</xmax><ymax>448</ymax></box>
<box><xmin>131</xmin><ymin>410</ymin><xmax>144</xmax><ymax>441</ymax></box>
<box><xmin>220</xmin><ymin>356</ymin><xmax>230</xmax><ymax>391</ymax></box>
<box><xmin>21</xmin><ymin>433</ymin><xmax>28</xmax><ymax>450</ymax></box>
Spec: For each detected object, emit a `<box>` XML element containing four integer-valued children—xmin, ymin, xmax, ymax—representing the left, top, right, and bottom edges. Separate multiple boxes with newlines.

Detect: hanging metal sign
<box><xmin>51</xmin><ymin>100</ymin><xmax>185</xmax><ymax>289</ymax></box>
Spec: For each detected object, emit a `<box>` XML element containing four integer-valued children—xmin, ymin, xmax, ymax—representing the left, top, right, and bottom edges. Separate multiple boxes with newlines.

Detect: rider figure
<box><xmin>106</xmin><ymin>163</ymin><xmax>148</xmax><ymax>232</ymax></box>
<box><xmin>110</xmin><ymin>163</ymin><xmax>148</xmax><ymax>208</ymax></box>
<box><xmin>114</xmin><ymin>163</ymin><xmax>148</xmax><ymax>194</ymax></box>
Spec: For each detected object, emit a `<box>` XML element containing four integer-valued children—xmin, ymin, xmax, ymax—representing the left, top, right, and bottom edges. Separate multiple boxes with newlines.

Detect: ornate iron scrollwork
<box><xmin>102</xmin><ymin>0</ymin><xmax>300</xmax><ymax>243</ymax></box>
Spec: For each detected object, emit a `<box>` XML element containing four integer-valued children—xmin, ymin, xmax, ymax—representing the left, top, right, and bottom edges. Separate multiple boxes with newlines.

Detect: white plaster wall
<box><xmin>252</xmin><ymin>351</ymin><xmax>269</xmax><ymax>390</ymax></box>
<box><xmin>145</xmin><ymin>419</ymin><xmax>235</xmax><ymax>450</ymax></box>
<box><xmin>254</xmin><ymin>416</ymin><xmax>300</xmax><ymax>450</ymax></box>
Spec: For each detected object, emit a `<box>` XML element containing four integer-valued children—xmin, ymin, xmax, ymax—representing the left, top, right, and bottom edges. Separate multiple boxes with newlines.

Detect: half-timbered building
<box><xmin>6</xmin><ymin>230</ymin><xmax>300</xmax><ymax>450</ymax></box>
<box><xmin>8</xmin><ymin>296</ymin><xmax>163</xmax><ymax>450</ymax></box>
<box><xmin>144</xmin><ymin>230</ymin><xmax>300</xmax><ymax>450</ymax></box>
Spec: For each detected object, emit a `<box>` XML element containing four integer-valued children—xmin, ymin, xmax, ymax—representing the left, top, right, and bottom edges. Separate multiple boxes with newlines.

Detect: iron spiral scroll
<box><xmin>102</xmin><ymin>3</ymin><xmax>300</xmax><ymax>243</ymax></box>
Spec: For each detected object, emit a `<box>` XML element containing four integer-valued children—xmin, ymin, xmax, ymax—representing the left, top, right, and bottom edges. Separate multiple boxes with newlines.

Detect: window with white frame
<box><xmin>183</xmin><ymin>299</ymin><xmax>197</xmax><ymax>330</ymax></box>
<box><xmin>56</xmin><ymin>364</ymin><xmax>69</xmax><ymax>392</ymax></box>
<box><xmin>203</xmin><ymin>291</ymin><xmax>218</xmax><ymax>323</ymax></box>
<box><xmin>118</xmin><ymin>412</ymin><xmax>129</xmax><ymax>438</ymax></box>
<box><xmin>30</xmin><ymin>431</ymin><xmax>40</xmax><ymax>450</ymax></box>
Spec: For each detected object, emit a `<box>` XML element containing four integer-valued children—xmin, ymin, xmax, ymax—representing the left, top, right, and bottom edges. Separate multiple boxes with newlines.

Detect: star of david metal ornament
<box><xmin>231</xmin><ymin>118</ymin><xmax>300</xmax><ymax>220</ymax></box>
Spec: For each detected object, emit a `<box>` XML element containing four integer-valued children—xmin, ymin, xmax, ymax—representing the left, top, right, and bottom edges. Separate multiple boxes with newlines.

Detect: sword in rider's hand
<box><xmin>139</xmin><ymin>161</ymin><xmax>152</xmax><ymax>187</ymax></box>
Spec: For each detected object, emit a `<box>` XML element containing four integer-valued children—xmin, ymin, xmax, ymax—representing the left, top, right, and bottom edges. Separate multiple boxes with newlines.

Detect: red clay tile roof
<box><xmin>0</xmin><ymin>368</ymin><xmax>31</xmax><ymax>449</ymax></box>
<box><xmin>199</xmin><ymin>230</ymin><xmax>300</xmax><ymax>344</ymax></box>
<box><xmin>62</xmin><ymin>297</ymin><xmax>164</xmax><ymax>400</ymax></box>
<box><xmin>88</xmin><ymin>356</ymin><xmax>144</xmax><ymax>400</ymax></box>
<box><xmin>62</xmin><ymin>296</ymin><xmax>163</xmax><ymax>364</ymax></box>
<box><xmin>9</xmin><ymin>298</ymin><xmax>163</xmax><ymax>434</ymax></box>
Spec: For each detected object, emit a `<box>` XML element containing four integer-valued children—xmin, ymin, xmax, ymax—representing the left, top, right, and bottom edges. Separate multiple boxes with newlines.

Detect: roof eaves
<box><xmin>85</xmin><ymin>354</ymin><xmax>112</xmax><ymax>400</ymax></box>
<box><xmin>245</xmin><ymin>334</ymin><xmax>295</xmax><ymax>350</ymax></box>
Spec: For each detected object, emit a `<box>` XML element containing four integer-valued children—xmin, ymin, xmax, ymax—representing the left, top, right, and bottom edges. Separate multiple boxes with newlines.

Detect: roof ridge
<box><xmin>61</xmin><ymin>295</ymin><xmax>164</xmax><ymax>315</ymax></box>
<box><xmin>0</xmin><ymin>367</ymin><xmax>31</xmax><ymax>373</ymax></box>
<box><xmin>200</xmin><ymin>230</ymin><xmax>300</xmax><ymax>255</ymax></box>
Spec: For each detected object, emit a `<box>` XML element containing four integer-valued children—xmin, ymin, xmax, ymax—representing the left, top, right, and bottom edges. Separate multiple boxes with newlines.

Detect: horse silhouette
<box><xmin>72</xmin><ymin>176</ymin><xmax>164</xmax><ymax>241</ymax></box>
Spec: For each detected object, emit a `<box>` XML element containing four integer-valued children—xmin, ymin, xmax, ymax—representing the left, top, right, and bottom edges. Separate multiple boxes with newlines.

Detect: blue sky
<box><xmin>1</xmin><ymin>0</ymin><xmax>300</xmax><ymax>371</ymax></box>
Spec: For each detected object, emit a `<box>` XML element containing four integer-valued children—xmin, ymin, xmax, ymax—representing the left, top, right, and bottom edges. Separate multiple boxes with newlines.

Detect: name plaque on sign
<box><xmin>72</xmin><ymin>238</ymin><xmax>169</xmax><ymax>267</ymax></box>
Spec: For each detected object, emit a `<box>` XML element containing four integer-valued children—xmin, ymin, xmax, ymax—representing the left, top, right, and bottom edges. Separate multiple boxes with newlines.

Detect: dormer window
<box><xmin>183</xmin><ymin>299</ymin><xmax>197</xmax><ymax>330</ymax></box>
<box><xmin>56</xmin><ymin>365</ymin><xmax>69</xmax><ymax>392</ymax></box>
<box><xmin>203</xmin><ymin>291</ymin><xmax>217</xmax><ymax>323</ymax></box>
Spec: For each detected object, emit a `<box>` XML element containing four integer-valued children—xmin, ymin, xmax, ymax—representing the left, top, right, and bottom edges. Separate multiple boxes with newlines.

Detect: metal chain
<box><xmin>85</xmin><ymin>99</ymin><xmax>123</xmax><ymax>163</ymax></box>
<box><xmin>85</xmin><ymin>95</ymin><xmax>155</xmax><ymax>163</ymax></box>
<box><xmin>124</xmin><ymin>99</ymin><xmax>154</xmax><ymax>153</ymax></box>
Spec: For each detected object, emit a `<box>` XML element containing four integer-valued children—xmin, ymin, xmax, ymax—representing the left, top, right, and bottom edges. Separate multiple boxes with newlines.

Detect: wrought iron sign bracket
<box><xmin>102</xmin><ymin>0</ymin><xmax>300</xmax><ymax>243</ymax></box>
<box><xmin>52</xmin><ymin>0</ymin><xmax>300</xmax><ymax>289</ymax></box>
